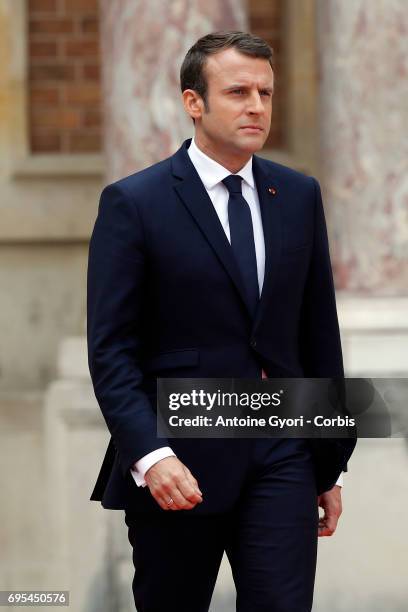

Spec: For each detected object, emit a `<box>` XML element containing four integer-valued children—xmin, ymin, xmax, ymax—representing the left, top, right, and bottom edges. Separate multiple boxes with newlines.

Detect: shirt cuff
<box><xmin>335</xmin><ymin>472</ymin><xmax>344</xmax><ymax>487</ymax></box>
<box><xmin>130</xmin><ymin>447</ymin><xmax>176</xmax><ymax>487</ymax></box>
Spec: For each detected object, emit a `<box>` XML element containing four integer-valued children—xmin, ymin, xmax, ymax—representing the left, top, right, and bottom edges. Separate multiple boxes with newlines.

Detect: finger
<box><xmin>318</xmin><ymin>526</ymin><xmax>335</xmax><ymax>537</ymax></box>
<box><xmin>164</xmin><ymin>486</ymin><xmax>196</xmax><ymax>510</ymax></box>
<box><xmin>183</xmin><ymin>467</ymin><xmax>203</xmax><ymax>496</ymax></box>
<box><xmin>152</xmin><ymin>491</ymin><xmax>176</xmax><ymax>511</ymax></box>
<box><xmin>149</xmin><ymin>480</ymin><xmax>196</xmax><ymax>511</ymax></box>
<box><xmin>178</xmin><ymin>476</ymin><xmax>203</xmax><ymax>503</ymax></box>
<box><xmin>325</xmin><ymin>511</ymin><xmax>339</xmax><ymax>532</ymax></box>
<box><xmin>149</xmin><ymin>483</ymin><xmax>185</xmax><ymax>511</ymax></box>
<box><xmin>153</xmin><ymin>490</ymin><xmax>190</xmax><ymax>511</ymax></box>
<box><xmin>318</xmin><ymin>523</ymin><xmax>333</xmax><ymax>537</ymax></box>
<box><xmin>318</xmin><ymin>517</ymin><xmax>336</xmax><ymax>537</ymax></box>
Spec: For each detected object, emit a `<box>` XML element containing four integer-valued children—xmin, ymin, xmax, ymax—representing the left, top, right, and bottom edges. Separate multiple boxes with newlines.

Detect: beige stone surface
<box><xmin>0</xmin><ymin>393</ymin><xmax>50</xmax><ymax>596</ymax></box>
<box><xmin>314</xmin><ymin>439</ymin><xmax>408</xmax><ymax>612</ymax></box>
<box><xmin>0</xmin><ymin>386</ymin><xmax>114</xmax><ymax>612</ymax></box>
<box><xmin>0</xmin><ymin>1</ymin><xmax>103</xmax><ymax>393</ymax></box>
<box><xmin>337</xmin><ymin>295</ymin><xmax>408</xmax><ymax>376</ymax></box>
<box><xmin>0</xmin><ymin>175</ymin><xmax>102</xmax><ymax>241</ymax></box>
<box><xmin>0</xmin><ymin>245</ymin><xmax>88</xmax><ymax>391</ymax></box>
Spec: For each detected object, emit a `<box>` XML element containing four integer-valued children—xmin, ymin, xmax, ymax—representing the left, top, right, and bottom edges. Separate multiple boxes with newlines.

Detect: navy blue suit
<box><xmin>87</xmin><ymin>139</ymin><xmax>356</xmax><ymax>610</ymax></box>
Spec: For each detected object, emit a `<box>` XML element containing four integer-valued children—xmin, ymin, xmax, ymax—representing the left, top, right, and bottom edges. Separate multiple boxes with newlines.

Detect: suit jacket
<box><xmin>87</xmin><ymin>138</ymin><xmax>356</xmax><ymax>513</ymax></box>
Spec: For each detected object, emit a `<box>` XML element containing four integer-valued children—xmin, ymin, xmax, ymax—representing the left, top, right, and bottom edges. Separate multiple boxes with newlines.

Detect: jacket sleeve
<box><xmin>87</xmin><ymin>181</ymin><xmax>169</xmax><ymax>476</ymax></box>
<box><xmin>298</xmin><ymin>177</ymin><xmax>344</xmax><ymax>378</ymax></box>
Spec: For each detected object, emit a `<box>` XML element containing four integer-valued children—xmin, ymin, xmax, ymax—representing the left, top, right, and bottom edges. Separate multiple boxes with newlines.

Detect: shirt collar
<box><xmin>188</xmin><ymin>137</ymin><xmax>255</xmax><ymax>190</ymax></box>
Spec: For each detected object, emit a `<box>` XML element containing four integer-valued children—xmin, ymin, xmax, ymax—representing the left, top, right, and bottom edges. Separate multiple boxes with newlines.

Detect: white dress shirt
<box><xmin>130</xmin><ymin>137</ymin><xmax>343</xmax><ymax>488</ymax></box>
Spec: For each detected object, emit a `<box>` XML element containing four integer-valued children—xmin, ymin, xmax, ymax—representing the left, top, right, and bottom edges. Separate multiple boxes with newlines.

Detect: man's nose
<box><xmin>247</xmin><ymin>92</ymin><xmax>264</xmax><ymax>114</ymax></box>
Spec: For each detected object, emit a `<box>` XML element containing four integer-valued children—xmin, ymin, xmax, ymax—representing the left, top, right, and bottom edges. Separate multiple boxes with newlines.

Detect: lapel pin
<box><xmin>268</xmin><ymin>186</ymin><xmax>277</xmax><ymax>196</ymax></box>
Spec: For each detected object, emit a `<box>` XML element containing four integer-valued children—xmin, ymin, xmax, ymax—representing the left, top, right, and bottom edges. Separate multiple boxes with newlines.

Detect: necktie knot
<box><xmin>222</xmin><ymin>174</ymin><xmax>243</xmax><ymax>195</ymax></box>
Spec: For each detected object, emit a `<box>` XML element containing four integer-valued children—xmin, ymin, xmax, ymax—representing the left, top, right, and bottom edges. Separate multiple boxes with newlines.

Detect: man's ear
<box><xmin>182</xmin><ymin>89</ymin><xmax>204</xmax><ymax>121</ymax></box>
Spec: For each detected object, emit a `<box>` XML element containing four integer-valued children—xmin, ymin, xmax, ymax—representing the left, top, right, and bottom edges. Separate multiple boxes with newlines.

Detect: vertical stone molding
<box><xmin>317</xmin><ymin>0</ymin><xmax>408</xmax><ymax>294</ymax></box>
<box><xmin>43</xmin><ymin>337</ymin><xmax>116</xmax><ymax>612</ymax></box>
<box><xmin>99</xmin><ymin>0</ymin><xmax>247</xmax><ymax>182</ymax></box>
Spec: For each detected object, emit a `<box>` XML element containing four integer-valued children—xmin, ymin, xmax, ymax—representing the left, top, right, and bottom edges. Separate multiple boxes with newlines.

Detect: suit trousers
<box><xmin>124</xmin><ymin>439</ymin><xmax>319</xmax><ymax>612</ymax></box>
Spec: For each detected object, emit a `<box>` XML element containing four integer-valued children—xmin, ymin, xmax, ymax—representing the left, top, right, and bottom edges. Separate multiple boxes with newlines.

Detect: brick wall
<box><xmin>28</xmin><ymin>0</ymin><xmax>101</xmax><ymax>153</ymax></box>
<box><xmin>249</xmin><ymin>0</ymin><xmax>285</xmax><ymax>149</ymax></box>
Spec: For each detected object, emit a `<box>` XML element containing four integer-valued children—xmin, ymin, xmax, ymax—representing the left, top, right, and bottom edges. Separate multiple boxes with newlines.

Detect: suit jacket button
<box><xmin>250</xmin><ymin>339</ymin><xmax>257</xmax><ymax>348</ymax></box>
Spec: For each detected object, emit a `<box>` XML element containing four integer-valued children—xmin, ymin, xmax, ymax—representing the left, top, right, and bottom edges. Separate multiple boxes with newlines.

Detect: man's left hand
<box><xmin>317</xmin><ymin>484</ymin><xmax>342</xmax><ymax>537</ymax></box>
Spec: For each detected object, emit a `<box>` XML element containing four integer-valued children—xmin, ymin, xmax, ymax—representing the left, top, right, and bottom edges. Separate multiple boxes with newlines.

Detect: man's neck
<box><xmin>193</xmin><ymin>135</ymin><xmax>251</xmax><ymax>174</ymax></box>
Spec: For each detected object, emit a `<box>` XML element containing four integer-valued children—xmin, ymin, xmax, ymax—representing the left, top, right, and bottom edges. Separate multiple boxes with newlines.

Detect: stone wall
<box><xmin>0</xmin><ymin>0</ymin><xmax>103</xmax><ymax>391</ymax></box>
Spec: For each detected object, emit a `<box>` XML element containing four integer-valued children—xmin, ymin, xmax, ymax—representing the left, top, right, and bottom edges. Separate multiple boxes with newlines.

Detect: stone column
<box><xmin>317</xmin><ymin>0</ymin><xmax>408</xmax><ymax>375</ymax></box>
<box><xmin>317</xmin><ymin>0</ymin><xmax>408</xmax><ymax>295</ymax></box>
<box><xmin>99</xmin><ymin>0</ymin><xmax>247</xmax><ymax>182</ymax></box>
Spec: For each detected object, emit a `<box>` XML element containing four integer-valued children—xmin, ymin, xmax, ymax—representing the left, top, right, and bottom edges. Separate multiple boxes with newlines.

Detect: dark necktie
<box><xmin>222</xmin><ymin>174</ymin><xmax>259</xmax><ymax>316</ymax></box>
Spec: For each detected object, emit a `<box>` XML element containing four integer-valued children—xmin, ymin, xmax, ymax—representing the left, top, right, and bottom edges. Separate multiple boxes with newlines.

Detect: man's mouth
<box><xmin>239</xmin><ymin>126</ymin><xmax>264</xmax><ymax>132</ymax></box>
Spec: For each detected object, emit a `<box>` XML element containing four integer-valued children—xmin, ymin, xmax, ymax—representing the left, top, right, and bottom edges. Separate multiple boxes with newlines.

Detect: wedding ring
<box><xmin>166</xmin><ymin>498</ymin><xmax>174</xmax><ymax>506</ymax></box>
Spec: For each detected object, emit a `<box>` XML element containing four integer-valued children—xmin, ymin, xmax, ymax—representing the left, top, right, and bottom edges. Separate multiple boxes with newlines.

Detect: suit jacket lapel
<box><xmin>252</xmin><ymin>154</ymin><xmax>283</xmax><ymax>332</ymax></box>
<box><xmin>171</xmin><ymin>140</ymin><xmax>254</xmax><ymax>317</ymax></box>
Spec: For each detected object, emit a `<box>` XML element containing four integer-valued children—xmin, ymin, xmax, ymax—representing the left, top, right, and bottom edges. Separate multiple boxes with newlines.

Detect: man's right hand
<box><xmin>144</xmin><ymin>456</ymin><xmax>203</xmax><ymax>511</ymax></box>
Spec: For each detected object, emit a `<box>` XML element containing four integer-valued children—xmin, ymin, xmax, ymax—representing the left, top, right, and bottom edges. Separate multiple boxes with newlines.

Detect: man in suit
<box><xmin>87</xmin><ymin>31</ymin><xmax>356</xmax><ymax>612</ymax></box>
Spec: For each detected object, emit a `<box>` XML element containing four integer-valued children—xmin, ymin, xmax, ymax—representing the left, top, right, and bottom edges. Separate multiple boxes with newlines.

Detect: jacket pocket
<box><xmin>144</xmin><ymin>349</ymin><xmax>199</xmax><ymax>373</ymax></box>
<box><xmin>282</xmin><ymin>242</ymin><xmax>311</xmax><ymax>254</ymax></box>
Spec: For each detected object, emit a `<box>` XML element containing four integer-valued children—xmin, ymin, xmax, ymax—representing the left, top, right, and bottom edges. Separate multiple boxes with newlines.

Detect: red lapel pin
<box><xmin>268</xmin><ymin>186</ymin><xmax>277</xmax><ymax>196</ymax></box>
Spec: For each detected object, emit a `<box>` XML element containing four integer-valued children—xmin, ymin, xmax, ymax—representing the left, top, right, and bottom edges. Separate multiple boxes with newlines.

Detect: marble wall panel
<box><xmin>99</xmin><ymin>0</ymin><xmax>247</xmax><ymax>182</ymax></box>
<box><xmin>317</xmin><ymin>0</ymin><xmax>408</xmax><ymax>294</ymax></box>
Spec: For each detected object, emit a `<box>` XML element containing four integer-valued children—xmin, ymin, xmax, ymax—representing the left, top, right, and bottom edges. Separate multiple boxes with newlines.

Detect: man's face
<box><xmin>192</xmin><ymin>48</ymin><xmax>274</xmax><ymax>159</ymax></box>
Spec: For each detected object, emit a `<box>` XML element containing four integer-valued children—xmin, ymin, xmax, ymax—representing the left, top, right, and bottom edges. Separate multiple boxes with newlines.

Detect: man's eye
<box><xmin>231</xmin><ymin>89</ymin><xmax>244</xmax><ymax>94</ymax></box>
<box><xmin>260</xmin><ymin>91</ymin><xmax>272</xmax><ymax>97</ymax></box>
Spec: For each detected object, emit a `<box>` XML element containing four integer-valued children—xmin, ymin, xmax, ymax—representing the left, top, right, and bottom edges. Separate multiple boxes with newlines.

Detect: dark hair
<box><xmin>180</xmin><ymin>31</ymin><xmax>273</xmax><ymax>110</ymax></box>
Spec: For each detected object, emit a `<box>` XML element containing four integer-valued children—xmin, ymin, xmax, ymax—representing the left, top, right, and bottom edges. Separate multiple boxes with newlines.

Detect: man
<box><xmin>87</xmin><ymin>31</ymin><xmax>356</xmax><ymax>612</ymax></box>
